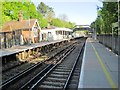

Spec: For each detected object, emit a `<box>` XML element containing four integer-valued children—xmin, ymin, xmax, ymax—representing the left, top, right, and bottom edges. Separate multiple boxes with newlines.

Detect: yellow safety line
<box><xmin>91</xmin><ymin>43</ymin><xmax>117</xmax><ymax>89</ymax></box>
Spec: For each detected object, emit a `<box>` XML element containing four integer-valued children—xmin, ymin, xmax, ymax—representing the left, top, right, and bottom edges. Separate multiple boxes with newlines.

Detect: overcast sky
<box><xmin>32</xmin><ymin>0</ymin><xmax>103</xmax><ymax>25</ymax></box>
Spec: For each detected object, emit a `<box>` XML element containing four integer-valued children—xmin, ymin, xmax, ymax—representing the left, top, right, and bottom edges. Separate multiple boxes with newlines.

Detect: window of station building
<box><xmin>48</xmin><ymin>32</ymin><xmax>52</xmax><ymax>36</ymax></box>
<box><xmin>56</xmin><ymin>31</ymin><xmax>59</xmax><ymax>35</ymax></box>
<box><xmin>59</xmin><ymin>31</ymin><xmax>62</xmax><ymax>35</ymax></box>
<box><xmin>48</xmin><ymin>32</ymin><xmax>51</xmax><ymax>34</ymax></box>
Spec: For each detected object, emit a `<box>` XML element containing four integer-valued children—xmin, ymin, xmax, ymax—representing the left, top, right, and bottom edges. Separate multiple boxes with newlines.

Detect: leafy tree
<box><xmin>1</xmin><ymin>1</ymin><xmax>48</xmax><ymax>29</ymax></box>
<box><xmin>37</xmin><ymin>2</ymin><xmax>55</xmax><ymax>23</ymax></box>
<box><xmin>46</xmin><ymin>7</ymin><xmax>55</xmax><ymax>23</ymax></box>
<box><xmin>37</xmin><ymin>2</ymin><xmax>48</xmax><ymax>17</ymax></box>
<box><xmin>51</xmin><ymin>18</ymin><xmax>75</xmax><ymax>28</ymax></box>
<box><xmin>1</xmin><ymin>1</ymin><xmax>74</xmax><ymax>29</ymax></box>
<box><xmin>51</xmin><ymin>18</ymin><xmax>63</xmax><ymax>27</ymax></box>
<box><xmin>91</xmin><ymin>2</ymin><xmax>118</xmax><ymax>34</ymax></box>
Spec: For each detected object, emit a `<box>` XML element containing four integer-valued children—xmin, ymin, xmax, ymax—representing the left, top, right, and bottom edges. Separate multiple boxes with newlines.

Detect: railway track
<box><xmin>1</xmin><ymin>41</ymin><xmax>74</xmax><ymax>82</ymax></box>
<box><xmin>27</xmin><ymin>42</ymin><xmax>84</xmax><ymax>90</ymax></box>
<box><xmin>20</xmin><ymin>40</ymin><xmax>85</xmax><ymax>89</ymax></box>
<box><xmin>1</xmin><ymin>41</ymin><xmax>76</xmax><ymax>90</ymax></box>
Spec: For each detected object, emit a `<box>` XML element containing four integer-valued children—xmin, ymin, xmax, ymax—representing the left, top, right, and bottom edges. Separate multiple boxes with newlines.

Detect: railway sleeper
<box><xmin>42</xmin><ymin>81</ymin><xmax>64</xmax><ymax>86</ymax></box>
<box><xmin>58</xmin><ymin>64</ymin><xmax>74</xmax><ymax>67</ymax></box>
<box><xmin>73</xmin><ymin>68</ymin><xmax>80</xmax><ymax>71</ymax></box>
<box><xmin>56</xmin><ymin>67</ymin><xmax>72</xmax><ymax>69</ymax></box>
<box><xmin>46</xmin><ymin>77</ymin><xmax>66</xmax><ymax>82</ymax></box>
<box><xmin>49</xmin><ymin>74</ymin><xmax>68</xmax><ymax>78</ymax></box>
<box><xmin>68</xmin><ymin>79</ymin><xmax>79</xmax><ymax>84</ymax></box>
<box><xmin>54</xmin><ymin>69</ymin><xmax>71</xmax><ymax>72</ymax></box>
<box><xmin>71</xmin><ymin>75</ymin><xmax>79</xmax><ymax>79</ymax></box>
<box><xmin>52</xmin><ymin>71</ymin><xmax>70</xmax><ymax>74</ymax></box>
<box><xmin>48</xmin><ymin>76</ymin><xmax>67</xmax><ymax>79</ymax></box>
<box><xmin>58</xmin><ymin>65</ymin><xmax>68</xmax><ymax>67</ymax></box>
<box><xmin>74</xmin><ymin>71</ymin><xmax>80</xmax><ymax>74</ymax></box>
<box><xmin>72</xmin><ymin>72</ymin><xmax>80</xmax><ymax>76</ymax></box>
<box><xmin>38</xmin><ymin>84</ymin><xmax>63</xmax><ymax>89</ymax></box>
<box><xmin>73</xmin><ymin>70</ymin><xmax>80</xmax><ymax>74</ymax></box>
<box><xmin>58</xmin><ymin>66</ymin><xmax>74</xmax><ymax>69</ymax></box>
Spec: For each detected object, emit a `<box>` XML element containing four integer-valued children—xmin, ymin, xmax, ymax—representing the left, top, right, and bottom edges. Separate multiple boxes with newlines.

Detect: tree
<box><xmin>51</xmin><ymin>18</ymin><xmax>75</xmax><ymax>28</ymax></box>
<box><xmin>46</xmin><ymin>7</ymin><xmax>55</xmax><ymax>23</ymax></box>
<box><xmin>37</xmin><ymin>2</ymin><xmax>48</xmax><ymax>17</ymax></box>
<box><xmin>91</xmin><ymin>2</ymin><xmax>118</xmax><ymax>34</ymax></box>
<box><xmin>1</xmin><ymin>1</ymin><xmax>48</xmax><ymax>29</ymax></box>
<box><xmin>37</xmin><ymin>2</ymin><xmax>55</xmax><ymax>23</ymax></box>
<box><xmin>1</xmin><ymin>1</ymin><xmax>74</xmax><ymax>29</ymax></box>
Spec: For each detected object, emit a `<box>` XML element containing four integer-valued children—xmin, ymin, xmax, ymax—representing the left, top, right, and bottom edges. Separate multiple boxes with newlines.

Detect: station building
<box><xmin>0</xmin><ymin>11</ymin><xmax>41</xmax><ymax>49</ymax></box>
<box><xmin>0</xmin><ymin>10</ymin><xmax>73</xmax><ymax>49</ymax></box>
<box><xmin>40</xmin><ymin>27</ymin><xmax>73</xmax><ymax>41</ymax></box>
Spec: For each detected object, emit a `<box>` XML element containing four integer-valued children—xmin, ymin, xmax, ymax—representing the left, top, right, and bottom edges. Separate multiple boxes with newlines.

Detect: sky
<box><xmin>32</xmin><ymin>0</ymin><xmax>103</xmax><ymax>25</ymax></box>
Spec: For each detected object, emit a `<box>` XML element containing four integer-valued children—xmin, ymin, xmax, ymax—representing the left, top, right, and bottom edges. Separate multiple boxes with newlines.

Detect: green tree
<box><xmin>91</xmin><ymin>2</ymin><xmax>118</xmax><ymax>34</ymax></box>
<box><xmin>1</xmin><ymin>1</ymin><xmax>48</xmax><ymax>29</ymax></box>
<box><xmin>46</xmin><ymin>7</ymin><xmax>55</xmax><ymax>23</ymax></box>
<box><xmin>51</xmin><ymin>18</ymin><xmax>75</xmax><ymax>28</ymax></box>
<box><xmin>37</xmin><ymin>2</ymin><xmax>48</xmax><ymax>17</ymax></box>
<box><xmin>37</xmin><ymin>2</ymin><xmax>55</xmax><ymax>23</ymax></box>
<box><xmin>1</xmin><ymin>1</ymin><xmax>74</xmax><ymax>29</ymax></box>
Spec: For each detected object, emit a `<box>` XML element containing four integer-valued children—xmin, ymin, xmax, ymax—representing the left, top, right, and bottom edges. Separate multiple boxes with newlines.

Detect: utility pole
<box><xmin>95</xmin><ymin>6</ymin><xmax>100</xmax><ymax>40</ymax></box>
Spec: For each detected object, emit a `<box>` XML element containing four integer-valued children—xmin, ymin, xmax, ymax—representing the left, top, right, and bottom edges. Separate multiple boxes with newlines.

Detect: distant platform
<box><xmin>0</xmin><ymin>39</ymin><xmax>68</xmax><ymax>57</ymax></box>
<box><xmin>78</xmin><ymin>38</ymin><xmax>118</xmax><ymax>88</ymax></box>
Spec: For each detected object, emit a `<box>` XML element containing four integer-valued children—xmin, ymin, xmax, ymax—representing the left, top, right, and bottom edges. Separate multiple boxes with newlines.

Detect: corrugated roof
<box><xmin>1</xmin><ymin>19</ymin><xmax>37</xmax><ymax>32</ymax></box>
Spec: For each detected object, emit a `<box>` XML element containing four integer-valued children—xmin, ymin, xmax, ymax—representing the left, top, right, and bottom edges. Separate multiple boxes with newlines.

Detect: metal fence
<box><xmin>97</xmin><ymin>34</ymin><xmax>119</xmax><ymax>54</ymax></box>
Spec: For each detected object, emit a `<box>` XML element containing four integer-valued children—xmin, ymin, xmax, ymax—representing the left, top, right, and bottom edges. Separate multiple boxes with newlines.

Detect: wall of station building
<box><xmin>40</xmin><ymin>28</ymin><xmax>73</xmax><ymax>41</ymax></box>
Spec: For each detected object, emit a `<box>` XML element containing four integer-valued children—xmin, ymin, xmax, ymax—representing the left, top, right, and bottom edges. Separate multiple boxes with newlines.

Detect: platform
<box><xmin>78</xmin><ymin>38</ymin><xmax>118</xmax><ymax>88</ymax></box>
<box><xmin>0</xmin><ymin>39</ymin><xmax>68</xmax><ymax>57</ymax></box>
